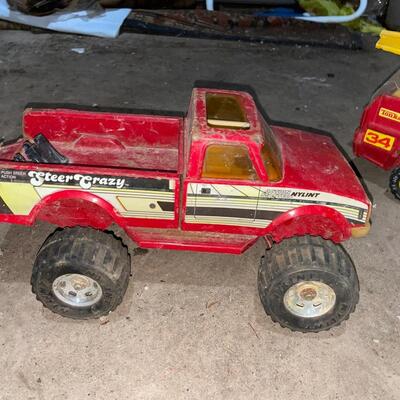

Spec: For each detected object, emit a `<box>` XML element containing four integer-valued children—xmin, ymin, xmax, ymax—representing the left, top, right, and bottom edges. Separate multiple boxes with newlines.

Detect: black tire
<box><xmin>389</xmin><ymin>167</ymin><xmax>400</xmax><ymax>200</ymax></box>
<box><xmin>258</xmin><ymin>236</ymin><xmax>359</xmax><ymax>333</ymax></box>
<box><xmin>385</xmin><ymin>0</ymin><xmax>400</xmax><ymax>31</ymax></box>
<box><xmin>31</xmin><ymin>227</ymin><xmax>131</xmax><ymax>319</ymax></box>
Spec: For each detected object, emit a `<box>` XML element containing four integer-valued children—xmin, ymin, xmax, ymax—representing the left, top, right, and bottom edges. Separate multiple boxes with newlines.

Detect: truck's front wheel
<box><xmin>31</xmin><ymin>227</ymin><xmax>131</xmax><ymax>319</ymax></box>
<box><xmin>258</xmin><ymin>236</ymin><xmax>359</xmax><ymax>333</ymax></box>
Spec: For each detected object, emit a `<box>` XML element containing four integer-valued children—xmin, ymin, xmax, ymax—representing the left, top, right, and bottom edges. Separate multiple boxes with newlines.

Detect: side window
<box><xmin>261</xmin><ymin>144</ymin><xmax>282</xmax><ymax>182</ymax></box>
<box><xmin>202</xmin><ymin>144</ymin><xmax>257</xmax><ymax>180</ymax></box>
<box><xmin>261</xmin><ymin>119</ymin><xmax>282</xmax><ymax>182</ymax></box>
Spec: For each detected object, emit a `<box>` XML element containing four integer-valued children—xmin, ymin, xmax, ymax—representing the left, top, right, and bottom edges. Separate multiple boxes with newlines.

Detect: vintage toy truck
<box><xmin>354</xmin><ymin>31</ymin><xmax>400</xmax><ymax>200</ymax></box>
<box><xmin>0</xmin><ymin>88</ymin><xmax>371</xmax><ymax>332</ymax></box>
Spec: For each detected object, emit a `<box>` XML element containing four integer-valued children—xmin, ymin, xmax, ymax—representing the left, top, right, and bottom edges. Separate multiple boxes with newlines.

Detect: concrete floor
<box><xmin>0</xmin><ymin>31</ymin><xmax>399</xmax><ymax>400</ymax></box>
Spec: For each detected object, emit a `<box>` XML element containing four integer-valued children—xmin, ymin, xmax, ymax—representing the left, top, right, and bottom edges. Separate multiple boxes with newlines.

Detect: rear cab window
<box><xmin>206</xmin><ymin>93</ymin><xmax>250</xmax><ymax>130</ymax></box>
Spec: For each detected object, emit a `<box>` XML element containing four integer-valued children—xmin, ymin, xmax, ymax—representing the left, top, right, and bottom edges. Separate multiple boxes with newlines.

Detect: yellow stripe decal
<box><xmin>0</xmin><ymin>182</ymin><xmax>41</xmax><ymax>215</ymax></box>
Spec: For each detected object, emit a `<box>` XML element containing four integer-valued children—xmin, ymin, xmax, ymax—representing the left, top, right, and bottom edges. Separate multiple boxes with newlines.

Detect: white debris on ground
<box><xmin>70</xmin><ymin>48</ymin><xmax>86</xmax><ymax>54</ymax></box>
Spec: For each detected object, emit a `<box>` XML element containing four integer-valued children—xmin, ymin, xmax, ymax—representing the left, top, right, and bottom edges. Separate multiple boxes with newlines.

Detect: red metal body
<box><xmin>0</xmin><ymin>88</ymin><xmax>371</xmax><ymax>254</ymax></box>
<box><xmin>354</xmin><ymin>68</ymin><xmax>400</xmax><ymax>171</ymax></box>
<box><xmin>354</xmin><ymin>94</ymin><xmax>400</xmax><ymax>170</ymax></box>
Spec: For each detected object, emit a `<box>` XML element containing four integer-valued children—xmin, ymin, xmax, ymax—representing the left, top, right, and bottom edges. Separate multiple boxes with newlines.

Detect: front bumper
<box><xmin>351</xmin><ymin>221</ymin><xmax>371</xmax><ymax>238</ymax></box>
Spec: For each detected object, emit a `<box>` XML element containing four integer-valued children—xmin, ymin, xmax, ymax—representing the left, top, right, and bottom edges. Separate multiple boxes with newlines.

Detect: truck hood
<box><xmin>272</xmin><ymin>125</ymin><xmax>370</xmax><ymax>206</ymax></box>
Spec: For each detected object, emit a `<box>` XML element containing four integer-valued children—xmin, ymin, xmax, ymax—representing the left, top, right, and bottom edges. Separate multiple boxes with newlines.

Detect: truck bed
<box><xmin>6</xmin><ymin>108</ymin><xmax>184</xmax><ymax>172</ymax></box>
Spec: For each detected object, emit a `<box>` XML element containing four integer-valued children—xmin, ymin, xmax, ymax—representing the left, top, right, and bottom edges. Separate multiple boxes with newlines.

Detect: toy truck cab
<box><xmin>182</xmin><ymin>89</ymin><xmax>284</xmax><ymax>233</ymax></box>
<box><xmin>0</xmin><ymin>88</ymin><xmax>371</xmax><ymax>332</ymax></box>
<box><xmin>354</xmin><ymin>69</ymin><xmax>400</xmax><ymax>199</ymax></box>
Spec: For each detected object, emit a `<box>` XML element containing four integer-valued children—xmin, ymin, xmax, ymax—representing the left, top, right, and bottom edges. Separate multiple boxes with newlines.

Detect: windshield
<box><xmin>371</xmin><ymin>68</ymin><xmax>400</xmax><ymax>101</ymax></box>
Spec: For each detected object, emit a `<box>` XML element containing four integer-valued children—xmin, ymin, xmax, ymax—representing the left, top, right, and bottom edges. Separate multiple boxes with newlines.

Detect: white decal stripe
<box><xmin>41</xmin><ymin>184</ymin><xmax>175</xmax><ymax>197</ymax></box>
<box><xmin>194</xmin><ymin>184</ymin><xmax>369</xmax><ymax>210</ymax></box>
<box><xmin>186</xmin><ymin>183</ymin><xmax>369</xmax><ymax>227</ymax></box>
<box><xmin>188</xmin><ymin>194</ymin><xmax>367</xmax><ymax>212</ymax></box>
<box><xmin>186</xmin><ymin>200</ymin><xmax>362</xmax><ymax>220</ymax></box>
<box><xmin>121</xmin><ymin>211</ymin><xmax>174</xmax><ymax>220</ymax></box>
<box><xmin>115</xmin><ymin>194</ymin><xmax>174</xmax><ymax>201</ymax></box>
<box><xmin>35</xmin><ymin>187</ymin><xmax>176</xmax><ymax>220</ymax></box>
<box><xmin>185</xmin><ymin>215</ymin><xmax>269</xmax><ymax>228</ymax></box>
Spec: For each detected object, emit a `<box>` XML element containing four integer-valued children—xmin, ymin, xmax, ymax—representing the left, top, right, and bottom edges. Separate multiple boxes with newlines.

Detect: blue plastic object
<box><xmin>254</xmin><ymin>7</ymin><xmax>303</xmax><ymax>17</ymax></box>
<box><xmin>206</xmin><ymin>0</ymin><xmax>369</xmax><ymax>25</ymax></box>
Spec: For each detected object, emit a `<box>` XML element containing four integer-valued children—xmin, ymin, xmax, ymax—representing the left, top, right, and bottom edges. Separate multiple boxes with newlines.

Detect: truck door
<box><xmin>183</xmin><ymin>144</ymin><xmax>265</xmax><ymax>230</ymax></box>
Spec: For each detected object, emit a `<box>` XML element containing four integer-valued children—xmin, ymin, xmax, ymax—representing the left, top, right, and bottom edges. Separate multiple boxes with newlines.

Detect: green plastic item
<box><xmin>298</xmin><ymin>0</ymin><xmax>383</xmax><ymax>35</ymax></box>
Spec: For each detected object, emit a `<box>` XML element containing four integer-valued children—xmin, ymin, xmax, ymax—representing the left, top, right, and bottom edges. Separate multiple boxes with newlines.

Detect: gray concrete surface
<box><xmin>0</xmin><ymin>31</ymin><xmax>399</xmax><ymax>400</ymax></box>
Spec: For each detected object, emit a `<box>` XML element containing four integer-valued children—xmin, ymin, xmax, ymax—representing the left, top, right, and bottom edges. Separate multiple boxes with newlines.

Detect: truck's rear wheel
<box><xmin>258</xmin><ymin>236</ymin><xmax>359</xmax><ymax>333</ymax></box>
<box><xmin>389</xmin><ymin>167</ymin><xmax>400</xmax><ymax>200</ymax></box>
<box><xmin>31</xmin><ymin>227</ymin><xmax>131</xmax><ymax>319</ymax></box>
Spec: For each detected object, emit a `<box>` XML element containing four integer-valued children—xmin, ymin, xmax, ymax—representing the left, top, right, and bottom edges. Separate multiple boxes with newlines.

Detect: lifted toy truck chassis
<box><xmin>0</xmin><ymin>88</ymin><xmax>371</xmax><ymax>333</ymax></box>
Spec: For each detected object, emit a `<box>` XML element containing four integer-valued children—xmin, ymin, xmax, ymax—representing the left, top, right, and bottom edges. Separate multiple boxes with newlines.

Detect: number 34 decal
<box><xmin>363</xmin><ymin>129</ymin><xmax>395</xmax><ymax>151</ymax></box>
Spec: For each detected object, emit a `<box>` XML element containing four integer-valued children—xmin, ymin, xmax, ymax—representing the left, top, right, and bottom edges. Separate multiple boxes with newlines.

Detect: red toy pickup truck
<box><xmin>0</xmin><ymin>88</ymin><xmax>371</xmax><ymax>332</ymax></box>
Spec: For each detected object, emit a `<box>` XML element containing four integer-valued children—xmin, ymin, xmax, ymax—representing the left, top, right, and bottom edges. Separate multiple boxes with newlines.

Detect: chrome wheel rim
<box><xmin>283</xmin><ymin>281</ymin><xmax>336</xmax><ymax>318</ymax></box>
<box><xmin>52</xmin><ymin>273</ymin><xmax>103</xmax><ymax>308</ymax></box>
